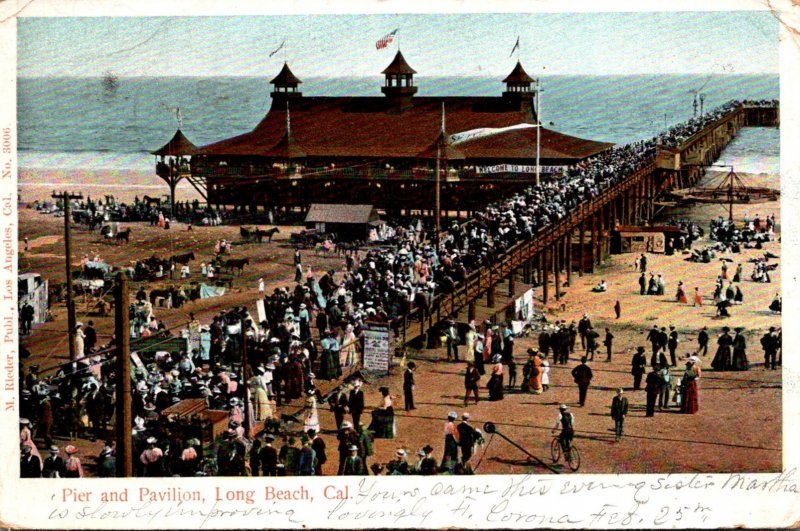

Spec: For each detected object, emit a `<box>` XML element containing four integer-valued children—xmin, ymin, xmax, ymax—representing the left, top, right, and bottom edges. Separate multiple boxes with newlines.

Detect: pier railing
<box><xmin>402</xmin><ymin>160</ymin><xmax>656</xmax><ymax>336</ymax></box>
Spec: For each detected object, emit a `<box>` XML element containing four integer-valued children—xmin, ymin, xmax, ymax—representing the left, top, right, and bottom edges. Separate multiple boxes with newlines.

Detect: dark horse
<box><xmin>255</xmin><ymin>227</ymin><xmax>280</xmax><ymax>243</ymax></box>
<box><xmin>142</xmin><ymin>195</ymin><xmax>161</xmax><ymax>206</ymax></box>
<box><xmin>170</xmin><ymin>251</ymin><xmax>196</xmax><ymax>265</ymax></box>
<box><xmin>115</xmin><ymin>228</ymin><xmax>131</xmax><ymax>243</ymax></box>
<box><xmin>223</xmin><ymin>258</ymin><xmax>249</xmax><ymax>274</ymax></box>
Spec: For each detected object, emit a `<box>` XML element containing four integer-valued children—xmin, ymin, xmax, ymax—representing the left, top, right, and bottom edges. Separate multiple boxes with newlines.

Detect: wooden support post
<box><xmin>522</xmin><ymin>260</ymin><xmax>530</xmax><ymax>284</ymax></box>
<box><xmin>578</xmin><ymin>221</ymin><xmax>585</xmax><ymax>276</ymax></box>
<box><xmin>487</xmin><ymin>284</ymin><xmax>495</xmax><ymax>308</ymax></box>
<box><xmin>468</xmin><ymin>301</ymin><xmax>476</xmax><ymax>323</ymax></box>
<box><xmin>611</xmin><ymin>197</ymin><xmax>617</xmax><ymax>230</ymax></box>
<box><xmin>114</xmin><ymin>272</ymin><xmax>132</xmax><ymax>478</ymax></box>
<box><xmin>566</xmin><ymin>232</ymin><xmax>573</xmax><ymax>285</ymax></box>
<box><xmin>508</xmin><ymin>270</ymin><xmax>515</xmax><ymax>297</ymax></box>
<box><xmin>52</xmin><ymin>191</ymin><xmax>83</xmax><ymax>361</ymax></box>
<box><xmin>554</xmin><ymin>243</ymin><xmax>561</xmax><ymax>301</ymax></box>
<box><xmin>542</xmin><ymin>248</ymin><xmax>549</xmax><ymax>304</ymax></box>
<box><xmin>589</xmin><ymin>213</ymin><xmax>597</xmax><ymax>273</ymax></box>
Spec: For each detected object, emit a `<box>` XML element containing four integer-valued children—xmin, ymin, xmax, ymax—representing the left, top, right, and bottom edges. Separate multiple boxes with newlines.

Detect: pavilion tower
<box><xmin>502</xmin><ymin>61</ymin><xmax>538</xmax><ymax>120</ymax></box>
<box><xmin>270</xmin><ymin>62</ymin><xmax>303</xmax><ymax>108</ymax></box>
<box><xmin>381</xmin><ymin>50</ymin><xmax>418</xmax><ymax>113</ymax></box>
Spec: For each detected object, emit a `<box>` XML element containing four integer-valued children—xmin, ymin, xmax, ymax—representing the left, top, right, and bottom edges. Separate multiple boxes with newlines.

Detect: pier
<box><xmin>398</xmin><ymin>103</ymin><xmax>779</xmax><ymax>345</ymax></box>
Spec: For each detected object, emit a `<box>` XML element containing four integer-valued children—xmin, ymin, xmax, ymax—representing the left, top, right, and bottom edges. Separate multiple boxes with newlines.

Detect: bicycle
<box><xmin>550</xmin><ymin>436</ymin><xmax>581</xmax><ymax>471</ymax></box>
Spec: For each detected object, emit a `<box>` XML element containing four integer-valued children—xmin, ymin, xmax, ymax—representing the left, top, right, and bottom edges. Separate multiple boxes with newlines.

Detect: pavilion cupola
<box><xmin>270</xmin><ymin>62</ymin><xmax>303</xmax><ymax>107</ymax></box>
<box><xmin>502</xmin><ymin>61</ymin><xmax>538</xmax><ymax>119</ymax></box>
<box><xmin>381</xmin><ymin>50</ymin><xmax>418</xmax><ymax>113</ymax></box>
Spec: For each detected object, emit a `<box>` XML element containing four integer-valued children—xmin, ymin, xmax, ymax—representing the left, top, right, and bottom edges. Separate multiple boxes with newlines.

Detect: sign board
<box><xmin>514</xmin><ymin>288</ymin><xmax>536</xmax><ymax>322</ymax></box>
<box><xmin>362</xmin><ymin>322</ymin><xmax>392</xmax><ymax>375</ymax></box>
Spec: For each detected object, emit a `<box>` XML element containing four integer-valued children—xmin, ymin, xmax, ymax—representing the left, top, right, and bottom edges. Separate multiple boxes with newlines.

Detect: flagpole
<box><xmin>536</xmin><ymin>78</ymin><xmax>541</xmax><ymax>186</ymax></box>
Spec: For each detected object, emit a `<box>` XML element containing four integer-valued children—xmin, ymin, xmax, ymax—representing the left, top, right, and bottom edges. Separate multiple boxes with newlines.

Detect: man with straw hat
<box><xmin>42</xmin><ymin>445</ymin><xmax>66</xmax><ymax>478</ymax></box>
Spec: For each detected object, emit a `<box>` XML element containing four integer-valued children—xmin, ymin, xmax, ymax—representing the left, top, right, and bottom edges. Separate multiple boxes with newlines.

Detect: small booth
<box><xmin>161</xmin><ymin>398</ymin><xmax>230</xmax><ymax>445</ymax></box>
<box><xmin>18</xmin><ymin>273</ymin><xmax>48</xmax><ymax>324</ymax></box>
<box><xmin>304</xmin><ymin>203</ymin><xmax>382</xmax><ymax>241</ymax></box>
<box><xmin>612</xmin><ymin>225</ymin><xmax>686</xmax><ymax>254</ymax></box>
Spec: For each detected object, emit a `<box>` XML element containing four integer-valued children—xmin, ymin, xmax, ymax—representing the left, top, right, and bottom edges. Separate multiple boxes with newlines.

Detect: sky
<box><xmin>17</xmin><ymin>11</ymin><xmax>778</xmax><ymax>77</ymax></box>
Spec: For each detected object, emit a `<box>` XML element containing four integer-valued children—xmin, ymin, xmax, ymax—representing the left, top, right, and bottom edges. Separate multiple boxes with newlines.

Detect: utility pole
<box><xmin>435</xmin><ymin>143</ymin><xmax>441</xmax><ymax>250</ymax></box>
<box><xmin>52</xmin><ymin>191</ymin><xmax>83</xmax><ymax>361</ymax></box>
<box><xmin>114</xmin><ymin>272</ymin><xmax>132</xmax><ymax>477</ymax></box>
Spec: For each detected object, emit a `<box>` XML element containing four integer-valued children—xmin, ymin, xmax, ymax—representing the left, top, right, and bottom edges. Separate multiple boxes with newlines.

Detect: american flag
<box><xmin>376</xmin><ymin>28</ymin><xmax>398</xmax><ymax>50</ymax></box>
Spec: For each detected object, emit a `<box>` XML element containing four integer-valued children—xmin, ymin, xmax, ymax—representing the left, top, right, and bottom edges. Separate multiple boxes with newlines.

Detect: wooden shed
<box><xmin>304</xmin><ymin>203</ymin><xmax>382</xmax><ymax>241</ymax></box>
<box><xmin>612</xmin><ymin>225</ymin><xmax>685</xmax><ymax>254</ymax></box>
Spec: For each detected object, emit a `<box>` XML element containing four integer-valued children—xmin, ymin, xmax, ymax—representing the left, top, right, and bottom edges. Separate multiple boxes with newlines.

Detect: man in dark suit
<box><xmin>646</xmin><ymin>325</ymin><xmax>660</xmax><ymax>356</ymax></box>
<box><xmin>403</xmin><ymin>362</ymin><xmax>416</xmax><ymax>411</ymax></box>
<box><xmin>667</xmin><ymin>325</ymin><xmax>679</xmax><ymax>367</ymax></box>
<box><xmin>610</xmin><ymin>388</ymin><xmax>629</xmax><ymax>441</ymax></box>
<box><xmin>638</xmin><ymin>272</ymin><xmax>647</xmax><ymax>295</ymax></box>
<box><xmin>645</xmin><ymin>364</ymin><xmax>661</xmax><ymax>417</ymax></box>
<box><xmin>258</xmin><ymin>434</ymin><xmax>279</xmax><ymax>476</ymax></box>
<box><xmin>697</xmin><ymin>326</ymin><xmax>709</xmax><ymax>357</ymax></box>
<box><xmin>348</xmin><ymin>381</ymin><xmax>365</xmax><ymax>428</ymax></box>
<box><xmin>761</xmin><ymin>327</ymin><xmax>779</xmax><ymax>370</ymax></box>
<box><xmin>84</xmin><ymin>320</ymin><xmax>97</xmax><ymax>353</ymax></box>
<box><xmin>308</xmin><ymin>429</ymin><xmax>327</xmax><ymax>476</ymax></box>
<box><xmin>456</xmin><ymin>413</ymin><xmax>480</xmax><ymax>464</ymax></box>
<box><xmin>42</xmin><ymin>445</ymin><xmax>66</xmax><ymax>478</ymax></box>
<box><xmin>20</xmin><ymin>444</ymin><xmax>41</xmax><ymax>478</ymax></box>
<box><xmin>571</xmin><ymin>357</ymin><xmax>593</xmax><ymax>407</ymax></box>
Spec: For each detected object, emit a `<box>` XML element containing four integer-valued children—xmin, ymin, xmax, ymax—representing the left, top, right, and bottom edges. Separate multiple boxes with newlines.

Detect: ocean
<box><xmin>17</xmin><ymin>74</ymin><xmax>779</xmax><ymax>172</ymax></box>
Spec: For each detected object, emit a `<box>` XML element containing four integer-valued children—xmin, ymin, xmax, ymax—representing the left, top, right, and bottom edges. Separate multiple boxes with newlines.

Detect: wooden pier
<box><xmin>398</xmin><ymin>104</ymin><xmax>779</xmax><ymax>344</ymax></box>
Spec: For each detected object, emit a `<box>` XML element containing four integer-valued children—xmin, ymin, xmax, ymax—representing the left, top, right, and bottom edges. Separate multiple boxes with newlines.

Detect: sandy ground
<box><xmin>16</xmin><ymin>166</ymin><xmax>782</xmax><ymax>476</ymax></box>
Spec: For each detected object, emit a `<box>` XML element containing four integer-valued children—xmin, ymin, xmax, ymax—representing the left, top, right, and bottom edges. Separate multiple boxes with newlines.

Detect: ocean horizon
<box><xmin>17</xmin><ymin>74</ymin><xmax>779</xmax><ymax>171</ymax></box>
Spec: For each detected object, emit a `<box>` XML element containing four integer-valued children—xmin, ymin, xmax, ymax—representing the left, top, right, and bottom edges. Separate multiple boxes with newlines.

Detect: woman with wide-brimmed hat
<box><xmin>680</xmin><ymin>359</ymin><xmax>700</xmax><ymax>414</ymax></box>
<box><xmin>731</xmin><ymin>327</ymin><xmax>749</xmax><ymax>370</ymax></box>
<box><xmin>487</xmin><ymin>355</ymin><xmax>504</xmax><ymax>401</ymax></box>
<box><xmin>63</xmin><ymin>444</ymin><xmax>84</xmax><ymax>478</ymax></box>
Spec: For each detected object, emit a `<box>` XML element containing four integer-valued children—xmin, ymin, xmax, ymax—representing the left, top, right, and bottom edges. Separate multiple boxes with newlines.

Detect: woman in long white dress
<box><xmin>303</xmin><ymin>395</ymin><xmax>320</xmax><ymax>434</ymax></box>
<box><xmin>340</xmin><ymin>325</ymin><xmax>358</xmax><ymax>368</ymax></box>
<box><xmin>540</xmin><ymin>354</ymin><xmax>551</xmax><ymax>392</ymax></box>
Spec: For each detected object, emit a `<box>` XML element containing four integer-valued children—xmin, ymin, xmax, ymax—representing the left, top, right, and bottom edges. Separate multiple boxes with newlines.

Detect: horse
<box><xmin>222</xmin><ymin>258</ymin><xmax>249</xmax><ymax>275</ymax></box>
<box><xmin>255</xmin><ymin>227</ymin><xmax>280</xmax><ymax>243</ymax></box>
<box><xmin>149</xmin><ymin>287</ymin><xmax>175</xmax><ymax>306</ymax></box>
<box><xmin>115</xmin><ymin>228</ymin><xmax>131</xmax><ymax>243</ymax></box>
<box><xmin>170</xmin><ymin>251</ymin><xmax>196</xmax><ymax>265</ymax></box>
<box><xmin>142</xmin><ymin>195</ymin><xmax>161</xmax><ymax>206</ymax></box>
<box><xmin>240</xmin><ymin>226</ymin><xmax>253</xmax><ymax>241</ymax></box>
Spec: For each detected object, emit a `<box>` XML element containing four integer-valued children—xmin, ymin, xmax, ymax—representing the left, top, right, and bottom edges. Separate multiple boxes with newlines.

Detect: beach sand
<box><xmin>18</xmin><ymin>168</ymin><xmax>204</xmax><ymax>204</ymax></box>
<box><xmin>16</xmin><ymin>166</ymin><xmax>782</xmax><ymax>475</ymax></box>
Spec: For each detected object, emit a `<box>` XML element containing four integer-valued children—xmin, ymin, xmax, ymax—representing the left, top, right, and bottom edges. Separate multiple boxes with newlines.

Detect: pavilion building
<box><xmin>158</xmin><ymin>51</ymin><xmax>613</xmax><ymax>216</ymax></box>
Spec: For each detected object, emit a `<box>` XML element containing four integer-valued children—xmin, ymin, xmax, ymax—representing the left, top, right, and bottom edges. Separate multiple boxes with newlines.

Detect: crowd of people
<box><xmin>20</xmin><ymin>100</ymin><xmax>781</xmax><ymax>477</ymax></box>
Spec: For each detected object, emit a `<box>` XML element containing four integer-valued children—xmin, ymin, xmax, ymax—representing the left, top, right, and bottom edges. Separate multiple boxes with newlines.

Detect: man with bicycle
<box><xmin>552</xmin><ymin>404</ymin><xmax>575</xmax><ymax>460</ymax></box>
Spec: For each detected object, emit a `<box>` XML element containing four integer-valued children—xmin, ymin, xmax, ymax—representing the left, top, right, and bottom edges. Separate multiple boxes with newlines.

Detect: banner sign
<box><xmin>362</xmin><ymin>322</ymin><xmax>392</xmax><ymax>375</ymax></box>
<box><xmin>449</xmin><ymin>123</ymin><xmax>537</xmax><ymax>144</ymax></box>
<box><xmin>475</xmin><ymin>164</ymin><xmax>567</xmax><ymax>174</ymax></box>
